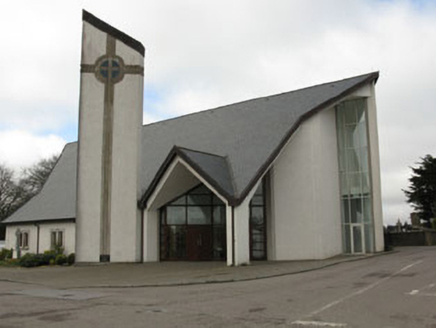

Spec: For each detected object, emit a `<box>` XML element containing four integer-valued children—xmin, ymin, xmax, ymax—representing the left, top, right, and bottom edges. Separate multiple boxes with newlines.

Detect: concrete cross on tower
<box><xmin>76</xmin><ymin>11</ymin><xmax>145</xmax><ymax>263</ymax></box>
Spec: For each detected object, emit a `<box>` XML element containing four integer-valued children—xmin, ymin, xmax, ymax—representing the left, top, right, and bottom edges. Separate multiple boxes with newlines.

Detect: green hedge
<box><xmin>17</xmin><ymin>249</ymin><xmax>75</xmax><ymax>268</ymax></box>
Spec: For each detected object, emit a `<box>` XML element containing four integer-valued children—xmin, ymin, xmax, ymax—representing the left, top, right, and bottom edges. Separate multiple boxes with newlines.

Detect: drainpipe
<box><xmin>232</xmin><ymin>206</ymin><xmax>235</xmax><ymax>266</ymax></box>
<box><xmin>35</xmin><ymin>223</ymin><xmax>40</xmax><ymax>254</ymax></box>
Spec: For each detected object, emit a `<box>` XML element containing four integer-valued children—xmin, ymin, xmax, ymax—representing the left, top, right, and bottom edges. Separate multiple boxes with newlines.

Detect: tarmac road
<box><xmin>0</xmin><ymin>247</ymin><xmax>435</xmax><ymax>328</ymax></box>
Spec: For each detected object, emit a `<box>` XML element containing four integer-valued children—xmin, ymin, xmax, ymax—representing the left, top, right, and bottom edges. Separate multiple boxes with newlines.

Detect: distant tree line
<box><xmin>0</xmin><ymin>155</ymin><xmax>59</xmax><ymax>239</ymax></box>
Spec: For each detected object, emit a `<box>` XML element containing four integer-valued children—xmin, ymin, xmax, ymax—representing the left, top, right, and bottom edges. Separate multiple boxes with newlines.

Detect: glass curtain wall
<box><xmin>336</xmin><ymin>99</ymin><xmax>374</xmax><ymax>253</ymax></box>
<box><xmin>160</xmin><ymin>184</ymin><xmax>226</xmax><ymax>261</ymax></box>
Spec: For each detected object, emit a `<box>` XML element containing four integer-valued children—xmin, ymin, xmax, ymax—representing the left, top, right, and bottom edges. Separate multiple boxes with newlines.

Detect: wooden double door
<box><xmin>160</xmin><ymin>225</ymin><xmax>215</xmax><ymax>261</ymax></box>
<box><xmin>186</xmin><ymin>226</ymin><xmax>213</xmax><ymax>261</ymax></box>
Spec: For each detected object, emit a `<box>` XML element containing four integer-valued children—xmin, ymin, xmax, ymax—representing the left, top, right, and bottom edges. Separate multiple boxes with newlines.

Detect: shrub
<box><xmin>67</xmin><ymin>253</ymin><xmax>75</xmax><ymax>266</ymax></box>
<box><xmin>43</xmin><ymin>250</ymin><xmax>57</xmax><ymax>264</ymax></box>
<box><xmin>54</xmin><ymin>246</ymin><xmax>64</xmax><ymax>256</ymax></box>
<box><xmin>18</xmin><ymin>253</ymin><xmax>40</xmax><ymax>268</ymax></box>
<box><xmin>18</xmin><ymin>252</ymin><xmax>55</xmax><ymax>267</ymax></box>
<box><xmin>16</xmin><ymin>248</ymin><xmax>69</xmax><ymax>267</ymax></box>
<box><xmin>0</xmin><ymin>248</ymin><xmax>13</xmax><ymax>261</ymax></box>
<box><xmin>55</xmin><ymin>254</ymin><xmax>67</xmax><ymax>266</ymax></box>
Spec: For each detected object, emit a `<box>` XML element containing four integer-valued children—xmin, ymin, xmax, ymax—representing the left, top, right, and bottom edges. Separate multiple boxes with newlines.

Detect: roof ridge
<box><xmin>142</xmin><ymin>71</ymin><xmax>379</xmax><ymax>129</ymax></box>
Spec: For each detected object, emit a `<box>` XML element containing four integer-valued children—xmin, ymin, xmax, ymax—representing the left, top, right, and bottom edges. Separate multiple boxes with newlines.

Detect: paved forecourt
<box><xmin>0</xmin><ymin>247</ymin><xmax>435</xmax><ymax>328</ymax></box>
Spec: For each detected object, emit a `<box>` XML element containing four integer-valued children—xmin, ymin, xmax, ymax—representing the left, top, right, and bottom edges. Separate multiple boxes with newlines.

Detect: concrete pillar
<box><xmin>143</xmin><ymin>209</ymin><xmax>159</xmax><ymax>262</ymax></box>
<box><xmin>233</xmin><ymin>199</ymin><xmax>251</xmax><ymax>266</ymax></box>
<box><xmin>76</xmin><ymin>11</ymin><xmax>145</xmax><ymax>263</ymax></box>
<box><xmin>225</xmin><ymin>205</ymin><xmax>233</xmax><ymax>266</ymax></box>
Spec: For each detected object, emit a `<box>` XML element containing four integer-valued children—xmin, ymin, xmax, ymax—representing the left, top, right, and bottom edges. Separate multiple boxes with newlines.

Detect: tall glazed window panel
<box><xmin>160</xmin><ymin>184</ymin><xmax>226</xmax><ymax>261</ymax></box>
<box><xmin>249</xmin><ymin>180</ymin><xmax>267</xmax><ymax>260</ymax></box>
<box><xmin>336</xmin><ymin>99</ymin><xmax>375</xmax><ymax>253</ymax></box>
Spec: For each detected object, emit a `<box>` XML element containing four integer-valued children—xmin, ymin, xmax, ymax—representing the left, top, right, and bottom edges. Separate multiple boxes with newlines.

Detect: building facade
<box><xmin>4</xmin><ymin>11</ymin><xmax>384</xmax><ymax>265</ymax></box>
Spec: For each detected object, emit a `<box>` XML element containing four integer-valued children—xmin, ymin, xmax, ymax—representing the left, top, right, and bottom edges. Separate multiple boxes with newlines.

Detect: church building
<box><xmin>4</xmin><ymin>11</ymin><xmax>384</xmax><ymax>265</ymax></box>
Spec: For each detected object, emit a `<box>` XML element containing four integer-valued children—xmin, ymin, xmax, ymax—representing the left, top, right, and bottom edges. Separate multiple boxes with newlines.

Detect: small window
<box><xmin>20</xmin><ymin>232</ymin><xmax>29</xmax><ymax>248</ymax></box>
<box><xmin>51</xmin><ymin>230</ymin><xmax>64</xmax><ymax>249</ymax></box>
<box><xmin>58</xmin><ymin>231</ymin><xmax>63</xmax><ymax>247</ymax></box>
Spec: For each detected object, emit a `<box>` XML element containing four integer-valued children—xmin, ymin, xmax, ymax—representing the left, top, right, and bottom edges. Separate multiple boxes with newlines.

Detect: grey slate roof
<box><xmin>4</xmin><ymin>142</ymin><xmax>77</xmax><ymax>224</ymax></box>
<box><xmin>4</xmin><ymin>72</ymin><xmax>378</xmax><ymax>224</ymax></box>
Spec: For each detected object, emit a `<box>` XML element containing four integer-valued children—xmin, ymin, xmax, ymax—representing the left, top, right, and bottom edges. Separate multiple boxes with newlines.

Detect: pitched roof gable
<box><xmin>140</xmin><ymin>146</ymin><xmax>235</xmax><ymax>207</ymax></box>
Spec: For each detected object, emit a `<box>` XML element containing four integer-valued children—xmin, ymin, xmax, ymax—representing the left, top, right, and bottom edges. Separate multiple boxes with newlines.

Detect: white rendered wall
<box><xmin>271</xmin><ymin>106</ymin><xmax>342</xmax><ymax>260</ymax></box>
<box><xmin>366</xmin><ymin>83</ymin><xmax>385</xmax><ymax>252</ymax></box>
<box><xmin>76</xmin><ymin>21</ymin><xmax>144</xmax><ymax>263</ymax></box>
<box><xmin>38</xmin><ymin>222</ymin><xmax>76</xmax><ymax>255</ymax></box>
<box><xmin>109</xmin><ymin>40</ymin><xmax>144</xmax><ymax>263</ymax></box>
<box><xmin>6</xmin><ymin>222</ymin><xmax>75</xmax><ymax>258</ymax></box>
<box><xmin>147</xmin><ymin>161</ymin><xmax>200</xmax><ymax>211</ymax></box>
<box><xmin>6</xmin><ymin>225</ymin><xmax>37</xmax><ymax>258</ymax></box>
<box><xmin>144</xmin><ymin>160</ymin><xmax>202</xmax><ymax>262</ymax></box>
<box><xmin>143</xmin><ymin>209</ymin><xmax>159</xmax><ymax>262</ymax></box>
<box><xmin>76</xmin><ymin>21</ymin><xmax>106</xmax><ymax>262</ymax></box>
<box><xmin>233</xmin><ymin>200</ymin><xmax>251</xmax><ymax>265</ymax></box>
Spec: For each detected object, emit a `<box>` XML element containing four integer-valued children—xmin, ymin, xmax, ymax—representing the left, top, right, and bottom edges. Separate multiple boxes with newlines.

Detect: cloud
<box><xmin>1</xmin><ymin>0</ymin><xmax>436</xmax><ymax>225</ymax></box>
<box><xmin>0</xmin><ymin>130</ymin><xmax>66</xmax><ymax>173</ymax></box>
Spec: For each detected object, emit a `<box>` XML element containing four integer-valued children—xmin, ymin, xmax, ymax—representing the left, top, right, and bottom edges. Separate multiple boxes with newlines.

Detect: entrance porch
<box><xmin>141</xmin><ymin>154</ymin><xmax>267</xmax><ymax>266</ymax></box>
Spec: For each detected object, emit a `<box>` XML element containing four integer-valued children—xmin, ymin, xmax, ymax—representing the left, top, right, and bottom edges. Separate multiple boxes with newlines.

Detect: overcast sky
<box><xmin>1</xmin><ymin>0</ymin><xmax>435</xmax><ymax>225</ymax></box>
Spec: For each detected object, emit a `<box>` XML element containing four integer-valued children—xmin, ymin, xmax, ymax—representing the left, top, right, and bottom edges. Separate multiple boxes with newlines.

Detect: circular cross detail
<box><xmin>95</xmin><ymin>55</ymin><xmax>125</xmax><ymax>84</ymax></box>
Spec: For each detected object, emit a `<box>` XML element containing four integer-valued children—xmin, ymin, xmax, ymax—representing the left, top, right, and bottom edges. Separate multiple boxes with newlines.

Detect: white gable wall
<box><xmin>143</xmin><ymin>160</ymin><xmax>201</xmax><ymax>262</ymax></box>
<box><xmin>270</xmin><ymin>105</ymin><xmax>343</xmax><ymax>260</ymax></box>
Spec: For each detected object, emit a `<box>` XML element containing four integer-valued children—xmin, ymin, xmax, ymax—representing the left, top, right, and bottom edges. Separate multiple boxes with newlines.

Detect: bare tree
<box><xmin>0</xmin><ymin>155</ymin><xmax>59</xmax><ymax>239</ymax></box>
<box><xmin>19</xmin><ymin>155</ymin><xmax>59</xmax><ymax>201</ymax></box>
<box><xmin>0</xmin><ymin>165</ymin><xmax>25</xmax><ymax>239</ymax></box>
<box><xmin>0</xmin><ymin>165</ymin><xmax>23</xmax><ymax>222</ymax></box>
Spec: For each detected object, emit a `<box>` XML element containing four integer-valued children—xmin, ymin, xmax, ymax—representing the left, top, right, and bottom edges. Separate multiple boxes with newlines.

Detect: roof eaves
<box><xmin>139</xmin><ymin>146</ymin><xmax>237</xmax><ymax>209</ymax></box>
<box><xmin>3</xmin><ymin>218</ymin><xmax>76</xmax><ymax>226</ymax></box>
<box><xmin>140</xmin><ymin>72</ymin><xmax>379</xmax><ymax>130</ymax></box>
<box><xmin>138</xmin><ymin>146</ymin><xmax>179</xmax><ymax>208</ymax></box>
<box><xmin>175</xmin><ymin>147</ymin><xmax>236</xmax><ymax>205</ymax></box>
<box><xmin>233</xmin><ymin>71</ymin><xmax>380</xmax><ymax>206</ymax></box>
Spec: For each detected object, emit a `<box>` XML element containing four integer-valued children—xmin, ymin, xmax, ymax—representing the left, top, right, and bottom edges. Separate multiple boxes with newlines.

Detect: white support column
<box><xmin>143</xmin><ymin>209</ymin><xmax>159</xmax><ymax>262</ymax></box>
<box><xmin>225</xmin><ymin>204</ymin><xmax>233</xmax><ymax>266</ymax></box>
<box><xmin>233</xmin><ymin>198</ymin><xmax>251</xmax><ymax>266</ymax></box>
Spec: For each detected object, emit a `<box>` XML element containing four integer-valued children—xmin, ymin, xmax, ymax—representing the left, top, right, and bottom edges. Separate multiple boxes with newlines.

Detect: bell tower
<box><xmin>76</xmin><ymin>11</ymin><xmax>144</xmax><ymax>262</ymax></box>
